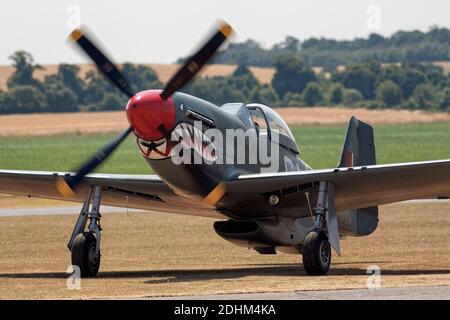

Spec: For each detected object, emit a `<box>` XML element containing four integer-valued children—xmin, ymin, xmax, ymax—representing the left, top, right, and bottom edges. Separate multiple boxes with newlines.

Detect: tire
<box><xmin>302</xmin><ymin>230</ymin><xmax>331</xmax><ymax>276</ymax></box>
<box><xmin>71</xmin><ymin>232</ymin><xmax>100</xmax><ymax>278</ymax></box>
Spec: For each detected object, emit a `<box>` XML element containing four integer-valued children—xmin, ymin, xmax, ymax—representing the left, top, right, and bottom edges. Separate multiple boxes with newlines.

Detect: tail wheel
<box><xmin>302</xmin><ymin>230</ymin><xmax>331</xmax><ymax>276</ymax></box>
<box><xmin>71</xmin><ymin>232</ymin><xmax>100</xmax><ymax>278</ymax></box>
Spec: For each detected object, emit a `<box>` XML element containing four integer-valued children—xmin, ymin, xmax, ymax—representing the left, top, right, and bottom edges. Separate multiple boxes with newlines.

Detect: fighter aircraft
<box><xmin>1</xmin><ymin>22</ymin><xmax>450</xmax><ymax>277</ymax></box>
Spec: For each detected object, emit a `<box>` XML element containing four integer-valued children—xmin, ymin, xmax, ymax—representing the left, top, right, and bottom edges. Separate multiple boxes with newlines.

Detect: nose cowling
<box><xmin>126</xmin><ymin>90</ymin><xmax>176</xmax><ymax>141</ymax></box>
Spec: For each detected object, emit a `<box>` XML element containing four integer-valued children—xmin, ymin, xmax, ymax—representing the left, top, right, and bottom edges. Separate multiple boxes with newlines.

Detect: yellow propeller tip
<box><xmin>202</xmin><ymin>182</ymin><xmax>226</xmax><ymax>206</ymax></box>
<box><xmin>56</xmin><ymin>178</ymin><xmax>76</xmax><ymax>198</ymax></box>
<box><xmin>70</xmin><ymin>29</ymin><xmax>83</xmax><ymax>41</ymax></box>
<box><xmin>219</xmin><ymin>23</ymin><xmax>233</xmax><ymax>38</ymax></box>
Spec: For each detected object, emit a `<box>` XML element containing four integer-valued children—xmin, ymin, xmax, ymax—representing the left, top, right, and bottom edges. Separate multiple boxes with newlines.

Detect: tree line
<box><xmin>0</xmin><ymin>50</ymin><xmax>449</xmax><ymax>114</ymax></box>
<box><xmin>0</xmin><ymin>51</ymin><xmax>162</xmax><ymax>114</ymax></box>
<box><xmin>203</xmin><ymin>27</ymin><xmax>450</xmax><ymax>70</ymax></box>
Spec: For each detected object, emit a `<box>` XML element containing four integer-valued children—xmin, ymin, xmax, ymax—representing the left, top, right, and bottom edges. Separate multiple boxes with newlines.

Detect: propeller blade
<box><xmin>56</xmin><ymin>127</ymin><xmax>133</xmax><ymax>197</ymax></box>
<box><xmin>202</xmin><ymin>182</ymin><xmax>226</xmax><ymax>206</ymax></box>
<box><xmin>160</xmin><ymin>22</ymin><xmax>233</xmax><ymax>100</ymax></box>
<box><xmin>69</xmin><ymin>29</ymin><xmax>135</xmax><ymax>98</ymax></box>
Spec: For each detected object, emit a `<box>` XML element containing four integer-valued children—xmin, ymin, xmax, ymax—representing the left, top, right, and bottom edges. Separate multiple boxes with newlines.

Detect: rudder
<box><xmin>339</xmin><ymin>116</ymin><xmax>376</xmax><ymax>167</ymax></box>
<box><xmin>337</xmin><ymin>116</ymin><xmax>378</xmax><ymax>236</ymax></box>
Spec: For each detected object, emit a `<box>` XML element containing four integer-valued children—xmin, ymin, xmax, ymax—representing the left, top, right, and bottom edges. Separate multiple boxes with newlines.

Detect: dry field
<box><xmin>0</xmin><ymin>201</ymin><xmax>449</xmax><ymax>299</ymax></box>
<box><xmin>275</xmin><ymin>107</ymin><xmax>450</xmax><ymax>125</ymax></box>
<box><xmin>432</xmin><ymin>61</ymin><xmax>450</xmax><ymax>74</ymax></box>
<box><xmin>334</xmin><ymin>61</ymin><xmax>450</xmax><ymax>74</ymax></box>
<box><xmin>0</xmin><ymin>63</ymin><xmax>274</xmax><ymax>91</ymax></box>
<box><xmin>1</xmin><ymin>107</ymin><xmax>450</xmax><ymax>137</ymax></box>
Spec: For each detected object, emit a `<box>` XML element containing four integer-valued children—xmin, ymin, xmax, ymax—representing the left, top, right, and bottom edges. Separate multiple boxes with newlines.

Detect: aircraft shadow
<box><xmin>0</xmin><ymin>264</ymin><xmax>449</xmax><ymax>284</ymax></box>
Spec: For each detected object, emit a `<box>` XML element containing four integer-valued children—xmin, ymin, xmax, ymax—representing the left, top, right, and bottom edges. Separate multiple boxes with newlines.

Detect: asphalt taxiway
<box><xmin>155</xmin><ymin>285</ymin><xmax>450</xmax><ymax>300</ymax></box>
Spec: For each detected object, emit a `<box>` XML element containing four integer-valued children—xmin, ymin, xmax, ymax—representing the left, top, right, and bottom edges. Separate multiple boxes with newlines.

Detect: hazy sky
<box><xmin>0</xmin><ymin>0</ymin><xmax>449</xmax><ymax>65</ymax></box>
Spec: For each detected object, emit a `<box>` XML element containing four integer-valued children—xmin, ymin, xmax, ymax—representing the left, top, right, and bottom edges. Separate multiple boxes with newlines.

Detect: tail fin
<box><xmin>339</xmin><ymin>116</ymin><xmax>376</xmax><ymax>167</ymax></box>
<box><xmin>337</xmin><ymin>117</ymin><xmax>378</xmax><ymax>236</ymax></box>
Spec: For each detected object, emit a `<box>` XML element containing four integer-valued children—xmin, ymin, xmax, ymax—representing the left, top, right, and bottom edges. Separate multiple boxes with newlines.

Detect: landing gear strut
<box><xmin>68</xmin><ymin>186</ymin><xmax>102</xmax><ymax>277</ymax></box>
<box><xmin>302</xmin><ymin>181</ymin><xmax>333</xmax><ymax>276</ymax></box>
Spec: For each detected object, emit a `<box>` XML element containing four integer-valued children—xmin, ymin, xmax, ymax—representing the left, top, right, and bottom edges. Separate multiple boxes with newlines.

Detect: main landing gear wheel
<box><xmin>71</xmin><ymin>232</ymin><xmax>100</xmax><ymax>278</ymax></box>
<box><xmin>302</xmin><ymin>230</ymin><xmax>331</xmax><ymax>276</ymax></box>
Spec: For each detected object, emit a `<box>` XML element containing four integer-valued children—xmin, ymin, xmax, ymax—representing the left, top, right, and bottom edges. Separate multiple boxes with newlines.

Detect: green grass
<box><xmin>0</xmin><ymin>123</ymin><xmax>450</xmax><ymax>173</ymax></box>
<box><xmin>0</xmin><ymin>134</ymin><xmax>148</xmax><ymax>174</ymax></box>
<box><xmin>295</xmin><ymin>123</ymin><xmax>450</xmax><ymax>168</ymax></box>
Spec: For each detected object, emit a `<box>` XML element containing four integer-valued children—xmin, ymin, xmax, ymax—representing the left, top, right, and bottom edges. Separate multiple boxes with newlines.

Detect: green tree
<box><xmin>1</xmin><ymin>85</ymin><xmax>47</xmax><ymax>114</ymax></box>
<box><xmin>56</xmin><ymin>64</ymin><xmax>85</xmax><ymax>101</ymax></box>
<box><xmin>83</xmin><ymin>64</ymin><xmax>162</xmax><ymax>110</ymax></box>
<box><xmin>375</xmin><ymin>80</ymin><xmax>403</xmax><ymax>107</ymax></box>
<box><xmin>398</xmin><ymin>68</ymin><xmax>427</xmax><ymax>99</ymax></box>
<box><xmin>7</xmin><ymin>51</ymin><xmax>42</xmax><ymax>89</ymax></box>
<box><xmin>258</xmin><ymin>86</ymin><xmax>280</xmax><ymax>106</ymax></box>
<box><xmin>329</xmin><ymin>83</ymin><xmax>344</xmax><ymax>105</ymax></box>
<box><xmin>186</xmin><ymin>75</ymin><xmax>254</xmax><ymax>105</ymax></box>
<box><xmin>283</xmin><ymin>92</ymin><xmax>304</xmax><ymax>107</ymax></box>
<box><xmin>229</xmin><ymin>66</ymin><xmax>260</xmax><ymax>98</ymax></box>
<box><xmin>184</xmin><ymin>64</ymin><xmax>263</xmax><ymax>105</ymax></box>
<box><xmin>332</xmin><ymin>63</ymin><xmax>379</xmax><ymax>99</ymax></box>
<box><xmin>438</xmin><ymin>88</ymin><xmax>450</xmax><ymax>111</ymax></box>
<box><xmin>273</xmin><ymin>36</ymin><xmax>302</xmax><ymax>52</ymax></box>
<box><xmin>98</xmin><ymin>92</ymin><xmax>124</xmax><ymax>111</ymax></box>
<box><xmin>83</xmin><ymin>70</ymin><xmax>107</xmax><ymax>105</ymax></box>
<box><xmin>342</xmin><ymin>88</ymin><xmax>363</xmax><ymax>107</ymax></box>
<box><xmin>303</xmin><ymin>82</ymin><xmax>322</xmax><ymax>106</ymax></box>
<box><xmin>219</xmin><ymin>86</ymin><xmax>246</xmax><ymax>103</ymax></box>
<box><xmin>411</xmin><ymin>83</ymin><xmax>438</xmax><ymax>110</ymax></box>
<box><xmin>43</xmin><ymin>83</ymin><xmax>78</xmax><ymax>112</ymax></box>
<box><xmin>0</xmin><ymin>90</ymin><xmax>4</xmax><ymax>113</ymax></box>
<box><xmin>209</xmin><ymin>27</ymin><xmax>450</xmax><ymax>67</ymax></box>
<box><xmin>121</xmin><ymin>63</ymin><xmax>162</xmax><ymax>91</ymax></box>
<box><xmin>249</xmin><ymin>85</ymin><xmax>280</xmax><ymax>106</ymax></box>
<box><xmin>232</xmin><ymin>64</ymin><xmax>254</xmax><ymax>78</ymax></box>
<box><xmin>186</xmin><ymin>78</ymin><xmax>214</xmax><ymax>101</ymax></box>
<box><xmin>272</xmin><ymin>55</ymin><xmax>317</xmax><ymax>99</ymax></box>
<box><xmin>83</xmin><ymin>70</ymin><xmax>128</xmax><ymax>109</ymax></box>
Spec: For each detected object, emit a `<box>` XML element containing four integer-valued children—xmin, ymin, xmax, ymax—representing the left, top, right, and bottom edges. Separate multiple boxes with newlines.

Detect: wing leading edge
<box><xmin>2</xmin><ymin>159</ymin><xmax>450</xmax><ymax>219</ymax></box>
<box><xmin>0</xmin><ymin>170</ymin><xmax>222</xmax><ymax>218</ymax></box>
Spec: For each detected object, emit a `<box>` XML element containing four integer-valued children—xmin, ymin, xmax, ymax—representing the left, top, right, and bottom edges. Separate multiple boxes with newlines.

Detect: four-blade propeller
<box><xmin>57</xmin><ymin>22</ymin><xmax>233</xmax><ymax>197</ymax></box>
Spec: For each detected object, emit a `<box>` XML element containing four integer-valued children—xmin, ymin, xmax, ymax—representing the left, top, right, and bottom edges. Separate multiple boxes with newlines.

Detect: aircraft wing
<box><xmin>225</xmin><ymin>159</ymin><xmax>450</xmax><ymax>212</ymax></box>
<box><xmin>0</xmin><ymin>170</ymin><xmax>222</xmax><ymax>218</ymax></box>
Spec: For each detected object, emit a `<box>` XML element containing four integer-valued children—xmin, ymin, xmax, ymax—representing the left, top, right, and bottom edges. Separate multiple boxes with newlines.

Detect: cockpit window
<box><xmin>262</xmin><ymin>107</ymin><xmax>295</xmax><ymax>141</ymax></box>
<box><xmin>221</xmin><ymin>103</ymin><xmax>254</xmax><ymax>128</ymax></box>
<box><xmin>222</xmin><ymin>102</ymin><xmax>299</xmax><ymax>154</ymax></box>
<box><xmin>246</xmin><ymin>103</ymin><xmax>299</xmax><ymax>154</ymax></box>
<box><xmin>246</xmin><ymin>104</ymin><xmax>295</xmax><ymax>141</ymax></box>
<box><xmin>247</xmin><ymin>107</ymin><xmax>268</xmax><ymax>135</ymax></box>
